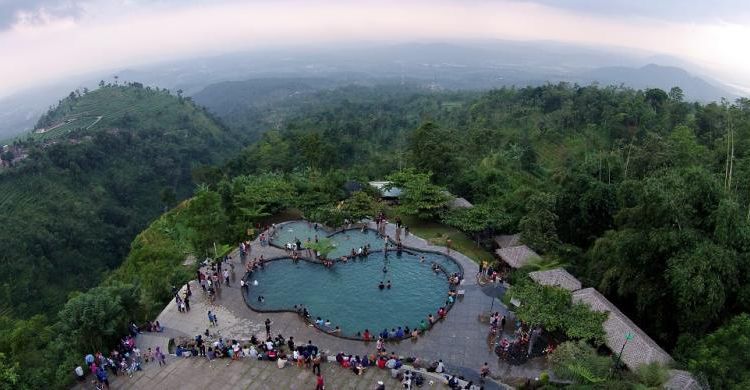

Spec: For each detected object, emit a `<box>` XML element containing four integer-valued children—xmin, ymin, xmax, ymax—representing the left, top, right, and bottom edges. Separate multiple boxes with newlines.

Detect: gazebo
<box><xmin>664</xmin><ymin>370</ymin><xmax>702</xmax><ymax>390</ymax></box>
<box><xmin>528</xmin><ymin>268</ymin><xmax>582</xmax><ymax>292</ymax></box>
<box><xmin>572</xmin><ymin>288</ymin><xmax>672</xmax><ymax>368</ymax></box>
<box><xmin>448</xmin><ymin>197</ymin><xmax>473</xmax><ymax>209</ymax></box>
<box><xmin>493</xmin><ymin>233</ymin><xmax>521</xmax><ymax>249</ymax></box>
<box><xmin>495</xmin><ymin>245</ymin><xmax>539</xmax><ymax>269</ymax></box>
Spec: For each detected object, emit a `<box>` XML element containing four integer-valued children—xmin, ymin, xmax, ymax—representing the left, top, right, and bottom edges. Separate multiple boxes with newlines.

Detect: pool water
<box><xmin>244</xmin><ymin>250</ymin><xmax>458</xmax><ymax>338</ymax></box>
<box><xmin>271</xmin><ymin>221</ymin><xmax>393</xmax><ymax>259</ymax></box>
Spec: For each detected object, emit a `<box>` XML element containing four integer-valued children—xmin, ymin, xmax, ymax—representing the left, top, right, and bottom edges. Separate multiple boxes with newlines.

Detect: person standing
<box><xmin>74</xmin><ymin>365</ymin><xmax>85</xmax><ymax>382</ymax></box>
<box><xmin>315</xmin><ymin>373</ymin><xmax>325</xmax><ymax>390</ymax></box>
<box><xmin>312</xmin><ymin>353</ymin><xmax>321</xmax><ymax>375</ymax></box>
<box><xmin>265</xmin><ymin>318</ymin><xmax>272</xmax><ymax>338</ymax></box>
<box><xmin>480</xmin><ymin>362</ymin><xmax>490</xmax><ymax>382</ymax></box>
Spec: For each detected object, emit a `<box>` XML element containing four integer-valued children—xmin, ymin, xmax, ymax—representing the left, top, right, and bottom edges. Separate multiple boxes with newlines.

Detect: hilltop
<box><xmin>0</xmin><ymin>84</ymin><xmax>239</xmax><ymax>317</ymax></box>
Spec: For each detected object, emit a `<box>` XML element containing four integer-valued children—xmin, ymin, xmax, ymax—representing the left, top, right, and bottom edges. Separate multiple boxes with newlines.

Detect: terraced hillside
<box><xmin>0</xmin><ymin>84</ymin><xmax>238</xmax><ymax>317</ymax></box>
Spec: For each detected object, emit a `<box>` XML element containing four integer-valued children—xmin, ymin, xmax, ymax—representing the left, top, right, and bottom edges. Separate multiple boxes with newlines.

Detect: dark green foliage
<box><xmin>5</xmin><ymin>80</ymin><xmax>750</xmax><ymax>388</ymax></box>
<box><xmin>549</xmin><ymin>341</ymin><xmax>610</xmax><ymax>384</ymax></box>
<box><xmin>519</xmin><ymin>192</ymin><xmax>561</xmax><ymax>253</ymax></box>
<box><xmin>0</xmin><ymin>85</ymin><xmax>238</xmax><ymax>317</ymax></box>
<box><xmin>386</xmin><ymin>169</ymin><xmax>451</xmax><ymax>219</ymax></box>
<box><xmin>684</xmin><ymin>313</ymin><xmax>750</xmax><ymax>389</ymax></box>
<box><xmin>508</xmin><ymin>279</ymin><xmax>606</xmax><ymax>344</ymax></box>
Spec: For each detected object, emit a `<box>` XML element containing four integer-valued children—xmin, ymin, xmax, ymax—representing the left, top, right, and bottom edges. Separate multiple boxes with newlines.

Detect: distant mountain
<box><xmin>0</xmin><ymin>41</ymin><xmax>742</xmax><ymax>140</ymax></box>
<box><xmin>574</xmin><ymin>64</ymin><xmax>735</xmax><ymax>102</ymax></box>
<box><xmin>192</xmin><ymin>77</ymin><xmax>337</xmax><ymax>116</ymax></box>
<box><xmin>0</xmin><ymin>84</ymin><xmax>239</xmax><ymax>317</ymax></box>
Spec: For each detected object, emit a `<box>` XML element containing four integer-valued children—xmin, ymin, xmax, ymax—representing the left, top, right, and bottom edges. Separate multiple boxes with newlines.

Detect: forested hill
<box><xmin>218</xmin><ymin>83</ymin><xmax>750</xmax><ymax>366</ymax></box>
<box><xmin>0</xmin><ymin>84</ymin><xmax>239</xmax><ymax>317</ymax></box>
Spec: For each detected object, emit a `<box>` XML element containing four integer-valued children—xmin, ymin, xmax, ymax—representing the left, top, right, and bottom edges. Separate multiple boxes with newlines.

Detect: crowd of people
<box><xmin>75</xmin><ymin>324</ymin><xmax>166</xmax><ymax>389</ymax></box>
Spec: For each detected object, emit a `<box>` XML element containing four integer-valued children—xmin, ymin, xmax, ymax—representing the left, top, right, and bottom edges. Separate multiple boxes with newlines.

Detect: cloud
<box><xmin>0</xmin><ymin>0</ymin><xmax>749</xmax><ymax>96</ymax></box>
<box><xmin>0</xmin><ymin>0</ymin><xmax>85</xmax><ymax>29</ymax></box>
<box><xmin>520</xmin><ymin>0</ymin><xmax>750</xmax><ymax>24</ymax></box>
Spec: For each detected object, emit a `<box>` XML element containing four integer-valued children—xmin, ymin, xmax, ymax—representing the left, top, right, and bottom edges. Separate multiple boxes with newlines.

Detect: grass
<box><xmin>388</xmin><ymin>212</ymin><xmax>494</xmax><ymax>264</ymax></box>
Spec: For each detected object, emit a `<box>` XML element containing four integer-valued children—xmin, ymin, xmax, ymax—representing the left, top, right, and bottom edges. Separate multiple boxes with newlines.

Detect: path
<box><xmin>86</xmin><ymin>116</ymin><xmax>103</xmax><ymax>130</ymax></box>
<box><xmin>131</xmin><ymin>221</ymin><xmax>547</xmax><ymax>388</ymax></box>
<box><xmin>74</xmin><ymin>349</ymin><xmax>405</xmax><ymax>390</ymax></box>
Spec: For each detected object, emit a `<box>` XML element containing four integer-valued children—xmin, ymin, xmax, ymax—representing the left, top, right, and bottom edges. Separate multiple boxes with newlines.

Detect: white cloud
<box><xmin>0</xmin><ymin>0</ymin><xmax>749</xmax><ymax>96</ymax></box>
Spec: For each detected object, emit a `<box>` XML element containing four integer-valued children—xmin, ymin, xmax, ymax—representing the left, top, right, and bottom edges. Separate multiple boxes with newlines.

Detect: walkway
<box><xmin>131</xmin><ymin>221</ymin><xmax>547</xmax><ymax>388</ymax></box>
<box><xmin>76</xmin><ymin>351</ymin><xmax>404</xmax><ymax>390</ymax></box>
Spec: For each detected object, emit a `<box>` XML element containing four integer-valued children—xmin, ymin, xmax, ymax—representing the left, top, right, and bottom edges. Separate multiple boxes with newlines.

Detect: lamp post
<box><xmin>613</xmin><ymin>332</ymin><xmax>634</xmax><ymax>374</ymax></box>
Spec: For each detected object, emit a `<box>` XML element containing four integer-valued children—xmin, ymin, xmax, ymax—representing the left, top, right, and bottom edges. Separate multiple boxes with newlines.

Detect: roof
<box><xmin>368</xmin><ymin>181</ymin><xmax>402</xmax><ymax>198</ymax></box>
<box><xmin>494</xmin><ymin>234</ymin><xmax>521</xmax><ymax>248</ymax></box>
<box><xmin>528</xmin><ymin>268</ymin><xmax>582</xmax><ymax>292</ymax></box>
<box><xmin>343</xmin><ymin>180</ymin><xmax>364</xmax><ymax>194</ymax></box>
<box><xmin>572</xmin><ymin>288</ymin><xmax>673</xmax><ymax>368</ymax></box>
<box><xmin>664</xmin><ymin>370</ymin><xmax>702</xmax><ymax>390</ymax></box>
<box><xmin>495</xmin><ymin>245</ymin><xmax>539</xmax><ymax>268</ymax></box>
<box><xmin>448</xmin><ymin>197</ymin><xmax>473</xmax><ymax>209</ymax></box>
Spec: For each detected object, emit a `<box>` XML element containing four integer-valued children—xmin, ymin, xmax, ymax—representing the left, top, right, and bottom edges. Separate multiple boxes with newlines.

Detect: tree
<box><xmin>56</xmin><ymin>284</ymin><xmax>139</xmax><ymax>353</ymax></box>
<box><xmin>185</xmin><ymin>186</ymin><xmax>228</xmax><ymax>254</ymax></box>
<box><xmin>668</xmin><ymin>86</ymin><xmax>684</xmax><ymax>102</ymax></box>
<box><xmin>508</xmin><ymin>279</ymin><xmax>606</xmax><ymax>344</ymax></box>
<box><xmin>0</xmin><ymin>353</ymin><xmax>19</xmax><ymax>389</ymax></box>
<box><xmin>159</xmin><ymin>187</ymin><xmax>176</xmax><ymax>211</ymax></box>
<box><xmin>548</xmin><ymin>341</ymin><xmax>610</xmax><ymax>384</ymax></box>
<box><xmin>667</xmin><ymin>240</ymin><xmax>738</xmax><ymax>329</ymax></box>
<box><xmin>230</xmin><ymin>174</ymin><xmax>295</xmax><ymax>226</ymax></box>
<box><xmin>440</xmin><ymin>203</ymin><xmax>511</xmax><ymax>243</ymax></box>
<box><xmin>386</xmin><ymin>169</ymin><xmax>450</xmax><ymax>219</ymax></box>
<box><xmin>307</xmin><ymin>238</ymin><xmax>336</xmax><ymax>260</ymax></box>
<box><xmin>685</xmin><ymin>313</ymin><xmax>750</xmax><ymax>389</ymax></box>
<box><xmin>340</xmin><ymin>191</ymin><xmax>380</xmax><ymax>221</ymax></box>
<box><xmin>519</xmin><ymin>192</ymin><xmax>561</xmax><ymax>253</ymax></box>
<box><xmin>408</xmin><ymin>122</ymin><xmax>458</xmax><ymax>182</ymax></box>
<box><xmin>0</xmin><ymin>151</ymin><xmax>13</xmax><ymax>167</ymax></box>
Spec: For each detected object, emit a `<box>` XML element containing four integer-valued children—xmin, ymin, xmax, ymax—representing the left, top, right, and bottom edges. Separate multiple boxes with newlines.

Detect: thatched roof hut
<box><xmin>495</xmin><ymin>245</ymin><xmax>539</xmax><ymax>269</ymax></box>
<box><xmin>572</xmin><ymin>288</ymin><xmax>672</xmax><ymax>368</ymax></box>
<box><xmin>528</xmin><ymin>268</ymin><xmax>582</xmax><ymax>292</ymax></box>
<box><xmin>448</xmin><ymin>197</ymin><xmax>473</xmax><ymax>209</ymax></box>
<box><xmin>664</xmin><ymin>370</ymin><xmax>702</xmax><ymax>390</ymax></box>
<box><xmin>493</xmin><ymin>233</ymin><xmax>521</xmax><ymax>249</ymax></box>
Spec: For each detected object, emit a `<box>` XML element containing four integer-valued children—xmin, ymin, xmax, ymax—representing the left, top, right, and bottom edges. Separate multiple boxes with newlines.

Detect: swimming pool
<box><xmin>270</xmin><ymin>221</ymin><xmax>393</xmax><ymax>259</ymax></box>
<box><xmin>243</xmin><ymin>249</ymin><xmax>461</xmax><ymax>338</ymax></box>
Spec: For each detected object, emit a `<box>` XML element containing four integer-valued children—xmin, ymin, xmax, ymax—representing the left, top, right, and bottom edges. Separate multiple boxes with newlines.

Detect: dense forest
<box><xmin>216</xmin><ymin>83</ymin><xmax>750</xmax><ymax>388</ymax></box>
<box><xmin>0</xmin><ymin>84</ymin><xmax>248</xmax><ymax>316</ymax></box>
<box><xmin>1</xmin><ymin>82</ymin><xmax>749</xmax><ymax>388</ymax></box>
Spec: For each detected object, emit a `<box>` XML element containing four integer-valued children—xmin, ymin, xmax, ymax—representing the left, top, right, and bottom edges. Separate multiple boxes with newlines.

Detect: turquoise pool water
<box><xmin>271</xmin><ymin>221</ymin><xmax>391</xmax><ymax>259</ymax></box>
<box><xmin>244</xmin><ymin>251</ymin><xmax>458</xmax><ymax>338</ymax></box>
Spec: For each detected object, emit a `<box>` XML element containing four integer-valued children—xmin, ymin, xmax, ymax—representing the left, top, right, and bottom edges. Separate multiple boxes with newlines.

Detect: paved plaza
<box><xmin>98</xmin><ymin>221</ymin><xmax>547</xmax><ymax>388</ymax></box>
<box><xmin>77</xmin><ymin>352</ymin><xmax>405</xmax><ymax>389</ymax></box>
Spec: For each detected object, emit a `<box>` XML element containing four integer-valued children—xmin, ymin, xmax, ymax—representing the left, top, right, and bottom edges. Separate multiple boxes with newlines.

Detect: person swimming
<box><xmin>386</xmin><ymin>280</ymin><xmax>391</xmax><ymax>289</ymax></box>
<box><xmin>378</xmin><ymin>281</ymin><xmax>385</xmax><ymax>290</ymax></box>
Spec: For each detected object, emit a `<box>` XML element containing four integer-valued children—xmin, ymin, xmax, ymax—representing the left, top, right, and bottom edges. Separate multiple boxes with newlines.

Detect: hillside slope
<box><xmin>0</xmin><ymin>84</ymin><xmax>238</xmax><ymax>317</ymax></box>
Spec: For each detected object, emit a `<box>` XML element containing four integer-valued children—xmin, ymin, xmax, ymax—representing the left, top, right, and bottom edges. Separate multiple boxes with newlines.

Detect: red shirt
<box><xmin>317</xmin><ymin>376</ymin><xmax>324</xmax><ymax>385</ymax></box>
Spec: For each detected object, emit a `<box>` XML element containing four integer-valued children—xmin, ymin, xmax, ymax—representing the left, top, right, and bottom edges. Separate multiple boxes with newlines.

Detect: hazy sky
<box><xmin>1</xmin><ymin>0</ymin><xmax>750</xmax><ymax>96</ymax></box>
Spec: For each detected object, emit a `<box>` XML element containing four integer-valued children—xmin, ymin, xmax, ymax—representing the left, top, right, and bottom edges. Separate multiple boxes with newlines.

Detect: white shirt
<box><xmin>75</xmin><ymin>366</ymin><xmax>84</xmax><ymax>376</ymax></box>
<box><xmin>436</xmin><ymin>362</ymin><xmax>445</xmax><ymax>373</ymax></box>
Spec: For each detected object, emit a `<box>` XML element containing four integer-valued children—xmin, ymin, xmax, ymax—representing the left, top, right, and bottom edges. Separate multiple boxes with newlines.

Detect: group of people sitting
<box><xmin>76</xmin><ymin>328</ymin><xmax>167</xmax><ymax>389</ymax></box>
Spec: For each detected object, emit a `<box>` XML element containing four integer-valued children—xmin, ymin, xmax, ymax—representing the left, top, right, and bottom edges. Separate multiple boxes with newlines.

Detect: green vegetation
<box><xmin>506</xmin><ymin>278</ymin><xmax>607</xmax><ymax>344</ymax></box>
<box><xmin>3</xmin><ymin>80</ymin><xmax>750</xmax><ymax>388</ymax></box>
<box><xmin>681</xmin><ymin>313</ymin><xmax>750</xmax><ymax>389</ymax></box>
